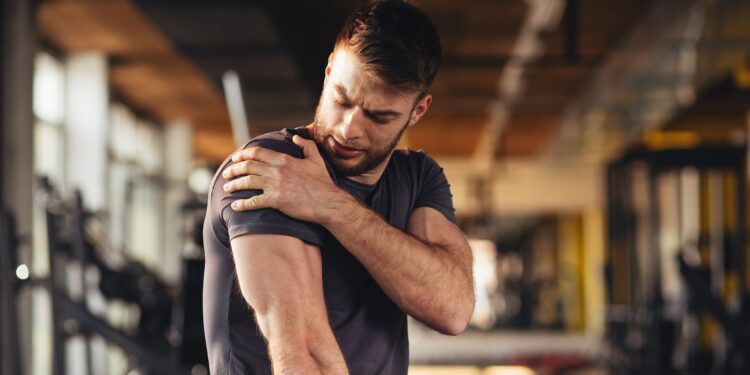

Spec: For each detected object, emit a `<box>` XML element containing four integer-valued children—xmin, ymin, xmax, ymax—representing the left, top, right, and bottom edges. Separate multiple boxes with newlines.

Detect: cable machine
<box><xmin>38</xmin><ymin>178</ymin><xmax>209</xmax><ymax>375</ymax></box>
<box><xmin>605</xmin><ymin>145</ymin><xmax>749</xmax><ymax>375</ymax></box>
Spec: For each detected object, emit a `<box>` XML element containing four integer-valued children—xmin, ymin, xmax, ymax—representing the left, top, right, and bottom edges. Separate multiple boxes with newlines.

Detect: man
<box><xmin>203</xmin><ymin>1</ymin><xmax>475</xmax><ymax>374</ymax></box>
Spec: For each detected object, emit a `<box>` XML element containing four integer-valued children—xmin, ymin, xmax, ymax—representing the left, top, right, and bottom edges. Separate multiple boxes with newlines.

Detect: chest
<box><xmin>319</xmin><ymin>171</ymin><xmax>417</xmax><ymax>320</ymax></box>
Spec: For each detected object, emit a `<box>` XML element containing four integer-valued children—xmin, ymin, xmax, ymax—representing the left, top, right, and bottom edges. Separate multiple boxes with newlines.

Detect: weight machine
<box><xmin>0</xmin><ymin>178</ymin><xmax>209</xmax><ymax>375</ymax></box>
<box><xmin>605</xmin><ymin>145</ymin><xmax>749</xmax><ymax>375</ymax></box>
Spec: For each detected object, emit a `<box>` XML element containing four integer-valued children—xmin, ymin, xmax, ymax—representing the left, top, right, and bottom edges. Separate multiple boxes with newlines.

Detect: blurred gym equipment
<box><xmin>1</xmin><ymin>209</ymin><xmax>22</xmax><ymax>375</ymax></box>
<box><xmin>36</xmin><ymin>178</ymin><xmax>207</xmax><ymax>375</ymax></box>
<box><xmin>606</xmin><ymin>145</ymin><xmax>749</xmax><ymax>375</ymax></box>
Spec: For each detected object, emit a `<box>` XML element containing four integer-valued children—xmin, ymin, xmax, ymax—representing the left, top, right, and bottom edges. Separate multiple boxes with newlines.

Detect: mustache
<box><xmin>331</xmin><ymin>136</ymin><xmax>364</xmax><ymax>150</ymax></box>
<box><xmin>313</xmin><ymin>126</ymin><xmax>365</xmax><ymax>150</ymax></box>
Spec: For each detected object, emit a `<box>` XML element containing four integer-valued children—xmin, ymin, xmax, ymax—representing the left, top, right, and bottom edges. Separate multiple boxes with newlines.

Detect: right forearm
<box><xmin>231</xmin><ymin>234</ymin><xmax>347</xmax><ymax>374</ymax></box>
<box><xmin>271</xmin><ymin>347</ymin><xmax>321</xmax><ymax>375</ymax></box>
<box><xmin>309</xmin><ymin>338</ymin><xmax>348</xmax><ymax>374</ymax></box>
<box><xmin>269</xmin><ymin>342</ymin><xmax>347</xmax><ymax>375</ymax></box>
<box><xmin>254</xmin><ymin>302</ymin><xmax>347</xmax><ymax>373</ymax></box>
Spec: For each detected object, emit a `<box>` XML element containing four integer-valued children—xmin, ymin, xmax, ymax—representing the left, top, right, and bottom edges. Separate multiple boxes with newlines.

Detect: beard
<box><xmin>313</xmin><ymin>103</ymin><xmax>409</xmax><ymax>177</ymax></box>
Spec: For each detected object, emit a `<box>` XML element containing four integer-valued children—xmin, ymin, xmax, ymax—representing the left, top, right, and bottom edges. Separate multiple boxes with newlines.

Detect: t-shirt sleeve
<box><xmin>219</xmin><ymin>137</ymin><xmax>325</xmax><ymax>247</ymax></box>
<box><xmin>413</xmin><ymin>154</ymin><xmax>458</xmax><ymax>224</ymax></box>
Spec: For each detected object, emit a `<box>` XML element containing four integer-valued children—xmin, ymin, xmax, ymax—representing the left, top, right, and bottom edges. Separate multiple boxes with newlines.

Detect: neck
<box><xmin>344</xmin><ymin>154</ymin><xmax>392</xmax><ymax>185</ymax></box>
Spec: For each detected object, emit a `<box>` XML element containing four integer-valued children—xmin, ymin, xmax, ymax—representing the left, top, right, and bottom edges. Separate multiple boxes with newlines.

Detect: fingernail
<box><xmin>231</xmin><ymin>153</ymin><xmax>238</xmax><ymax>161</ymax></box>
<box><xmin>223</xmin><ymin>183</ymin><xmax>229</xmax><ymax>190</ymax></box>
<box><xmin>223</xmin><ymin>171</ymin><xmax>229</xmax><ymax>178</ymax></box>
<box><xmin>231</xmin><ymin>202</ymin><xmax>238</xmax><ymax>209</ymax></box>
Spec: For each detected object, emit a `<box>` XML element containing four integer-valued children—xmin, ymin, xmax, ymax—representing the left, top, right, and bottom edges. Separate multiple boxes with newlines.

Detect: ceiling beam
<box><xmin>441</xmin><ymin>55</ymin><xmax>600</xmax><ymax>69</ymax></box>
<box><xmin>441</xmin><ymin>55</ymin><xmax>510</xmax><ymax>69</ymax></box>
<box><xmin>256</xmin><ymin>0</ymin><xmax>356</xmax><ymax>98</ymax></box>
<box><xmin>563</xmin><ymin>0</ymin><xmax>580</xmax><ymax>62</ymax></box>
<box><xmin>178</xmin><ymin>44</ymin><xmax>284</xmax><ymax>59</ymax></box>
<box><xmin>134</xmin><ymin>0</ymin><xmax>259</xmax><ymax>8</ymax></box>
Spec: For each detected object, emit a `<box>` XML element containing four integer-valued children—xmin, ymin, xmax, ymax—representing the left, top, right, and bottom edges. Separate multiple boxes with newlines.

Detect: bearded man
<box><xmin>203</xmin><ymin>2</ymin><xmax>475</xmax><ymax>374</ymax></box>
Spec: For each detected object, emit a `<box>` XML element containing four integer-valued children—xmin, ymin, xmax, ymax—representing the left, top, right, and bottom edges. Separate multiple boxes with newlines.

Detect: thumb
<box><xmin>292</xmin><ymin>135</ymin><xmax>322</xmax><ymax>160</ymax></box>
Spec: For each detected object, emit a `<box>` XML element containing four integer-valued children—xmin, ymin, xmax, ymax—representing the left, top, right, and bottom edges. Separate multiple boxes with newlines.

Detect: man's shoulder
<box><xmin>208</xmin><ymin>128</ymin><xmax>304</xmax><ymax>199</ymax></box>
<box><xmin>386</xmin><ymin>149</ymin><xmax>446</xmax><ymax>187</ymax></box>
<box><xmin>243</xmin><ymin>128</ymin><xmax>305</xmax><ymax>158</ymax></box>
<box><xmin>390</xmin><ymin>148</ymin><xmax>441</xmax><ymax>171</ymax></box>
<box><xmin>223</xmin><ymin>128</ymin><xmax>307</xmax><ymax>166</ymax></box>
<box><xmin>391</xmin><ymin>148</ymin><xmax>426</xmax><ymax>162</ymax></box>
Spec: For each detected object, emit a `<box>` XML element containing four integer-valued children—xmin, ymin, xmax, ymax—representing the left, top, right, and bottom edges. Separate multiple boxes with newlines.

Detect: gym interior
<box><xmin>2</xmin><ymin>0</ymin><xmax>750</xmax><ymax>374</ymax></box>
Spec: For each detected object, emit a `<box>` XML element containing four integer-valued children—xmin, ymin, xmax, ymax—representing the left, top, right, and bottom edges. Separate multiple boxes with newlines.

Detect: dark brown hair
<box><xmin>334</xmin><ymin>1</ymin><xmax>442</xmax><ymax>96</ymax></box>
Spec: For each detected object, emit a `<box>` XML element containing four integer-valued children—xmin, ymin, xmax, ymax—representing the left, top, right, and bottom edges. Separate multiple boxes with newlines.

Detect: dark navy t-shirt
<box><xmin>202</xmin><ymin>127</ymin><xmax>456</xmax><ymax>375</ymax></box>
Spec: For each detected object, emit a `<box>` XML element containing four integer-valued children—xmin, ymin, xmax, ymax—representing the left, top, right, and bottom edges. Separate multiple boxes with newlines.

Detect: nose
<box><xmin>338</xmin><ymin>107</ymin><xmax>365</xmax><ymax>142</ymax></box>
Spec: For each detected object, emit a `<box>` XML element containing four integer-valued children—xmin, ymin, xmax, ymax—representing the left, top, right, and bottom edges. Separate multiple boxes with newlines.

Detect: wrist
<box><xmin>269</xmin><ymin>342</ymin><xmax>318</xmax><ymax>374</ymax></box>
<box><xmin>318</xmin><ymin>188</ymin><xmax>360</xmax><ymax>228</ymax></box>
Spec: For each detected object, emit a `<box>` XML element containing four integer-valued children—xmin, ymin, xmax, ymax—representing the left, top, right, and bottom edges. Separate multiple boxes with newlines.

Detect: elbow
<box><xmin>437</xmin><ymin>297</ymin><xmax>475</xmax><ymax>336</ymax></box>
<box><xmin>439</xmin><ymin>319</ymin><xmax>469</xmax><ymax>336</ymax></box>
<box><xmin>437</xmin><ymin>311</ymin><xmax>471</xmax><ymax>336</ymax></box>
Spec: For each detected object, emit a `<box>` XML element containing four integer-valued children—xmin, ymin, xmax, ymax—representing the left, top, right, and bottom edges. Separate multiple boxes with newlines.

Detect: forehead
<box><xmin>328</xmin><ymin>49</ymin><xmax>415</xmax><ymax>107</ymax></box>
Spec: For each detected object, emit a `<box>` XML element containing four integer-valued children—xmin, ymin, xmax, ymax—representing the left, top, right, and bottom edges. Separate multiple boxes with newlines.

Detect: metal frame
<box><xmin>606</xmin><ymin>145</ymin><xmax>749</xmax><ymax>375</ymax></box>
<box><xmin>0</xmin><ymin>211</ymin><xmax>22</xmax><ymax>375</ymax></box>
<box><xmin>41</xmin><ymin>182</ymin><xmax>188</xmax><ymax>375</ymax></box>
<box><xmin>1</xmin><ymin>0</ymin><xmax>5</xmax><ymax>200</ymax></box>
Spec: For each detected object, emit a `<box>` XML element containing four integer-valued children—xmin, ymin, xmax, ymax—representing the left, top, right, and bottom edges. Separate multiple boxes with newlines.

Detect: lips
<box><xmin>329</xmin><ymin>137</ymin><xmax>364</xmax><ymax>159</ymax></box>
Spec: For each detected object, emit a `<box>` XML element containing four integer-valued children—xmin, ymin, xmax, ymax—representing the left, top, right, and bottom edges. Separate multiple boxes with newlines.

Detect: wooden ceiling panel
<box><xmin>194</xmin><ymin>128</ymin><xmax>237</xmax><ymax>163</ymax></box>
<box><xmin>498</xmin><ymin>115</ymin><xmax>560</xmax><ymax>158</ymax></box>
<box><xmin>427</xmin><ymin>94</ymin><xmax>494</xmax><ymax>117</ymax></box>
<box><xmin>432</xmin><ymin>67</ymin><xmax>501</xmax><ymax>97</ymax></box>
<box><xmin>137</xmin><ymin>7</ymin><xmax>279</xmax><ymax>47</ymax></box>
<box><xmin>542</xmin><ymin>0</ymin><xmax>646</xmax><ymax>60</ymax></box>
<box><xmin>407</xmin><ymin>114</ymin><xmax>486</xmax><ymax>156</ymax></box>
<box><xmin>192</xmin><ymin>55</ymin><xmax>301</xmax><ymax>82</ymax></box>
<box><xmin>39</xmin><ymin>0</ymin><xmax>173</xmax><ymax>56</ymax></box>
<box><xmin>512</xmin><ymin>96</ymin><xmax>568</xmax><ymax>115</ymax></box>
<box><xmin>417</xmin><ymin>0</ymin><xmax>526</xmax><ymax>11</ymax></box>
<box><xmin>39</xmin><ymin>0</ymin><xmax>659</xmax><ymax>162</ymax></box>
<box><xmin>441</xmin><ymin>36</ymin><xmax>518</xmax><ymax>58</ymax></box>
<box><xmin>112</xmin><ymin>60</ymin><xmax>219</xmax><ymax>103</ymax></box>
<box><xmin>110</xmin><ymin>58</ymin><xmax>231</xmax><ymax>138</ymax></box>
<box><xmin>425</xmin><ymin>6</ymin><xmax>526</xmax><ymax>41</ymax></box>
<box><xmin>494</xmin><ymin>0</ymin><xmax>649</xmax><ymax>159</ymax></box>
<box><xmin>522</xmin><ymin>65</ymin><xmax>593</xmax><ymax>97</ymax></box>
<box><xmin>424</xmin><ymin>1</ymin><xmax>525</xmax><ymax>57</ymax></box>
<box><xmin>39</xmin><ymin>0</ymin><xmax>235</xmax><ymax>161</ymax></box>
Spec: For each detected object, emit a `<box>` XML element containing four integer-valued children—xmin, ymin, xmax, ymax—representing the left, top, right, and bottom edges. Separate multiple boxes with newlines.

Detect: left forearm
<box><xmin>321</xmin><ymin>193</ymin><xmax>474</xmax><ymax>335</ymax></box>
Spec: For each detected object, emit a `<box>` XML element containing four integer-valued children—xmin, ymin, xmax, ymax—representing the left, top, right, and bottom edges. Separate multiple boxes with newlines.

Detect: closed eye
<box><xmin>335</xmin><ymin>99</ymin><xmax>353</xmax><ymax>108</ymax></box>
<box><xmin>368</xmin><ymin>114</ymin><xmax>389</xmax><ymax>124</ymax></box>
<box><xmin>363</xmin><ymin>110</ymin><xmax>392</xmax><ymax>125</ymax></box>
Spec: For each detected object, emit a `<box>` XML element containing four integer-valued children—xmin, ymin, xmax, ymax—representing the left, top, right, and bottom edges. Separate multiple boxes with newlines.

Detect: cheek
<box><xmin>366</xmin><ymin>128</ymin><xmax>392</xmax><ymax>148</ymax></box>
<box><xmin>320</xmin><ymin>99</ymin><xmax>342</xmax><ymax>121</ymax></box>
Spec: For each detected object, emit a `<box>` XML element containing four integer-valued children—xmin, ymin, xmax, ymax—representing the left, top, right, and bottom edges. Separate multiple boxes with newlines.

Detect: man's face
<box><xmin>313</xmin><ymin>49</ymin><xmax>431</xmax><ymax>177</ymax></box>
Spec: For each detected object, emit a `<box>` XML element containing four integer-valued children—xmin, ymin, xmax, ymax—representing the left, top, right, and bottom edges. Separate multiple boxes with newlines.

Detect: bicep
<box><xmin>230</xmin><ymin>234</ymin><xmax>327</xmax><ymax>342</ymax></box>
<box><xmin>407</xmin><ymin>207</ymin><xmax>472</xmax><ymax>269</ymax></box>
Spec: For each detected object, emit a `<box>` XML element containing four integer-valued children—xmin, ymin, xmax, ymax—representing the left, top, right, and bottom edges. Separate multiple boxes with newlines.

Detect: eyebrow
<box><xmin>334</xmin><ymin>84</ymin><xmax>402</xmax><ymax>118</ymax></box>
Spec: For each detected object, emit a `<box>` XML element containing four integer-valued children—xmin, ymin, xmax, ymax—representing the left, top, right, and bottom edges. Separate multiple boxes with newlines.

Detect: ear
<box><xmin>325</xmin><ymin>52</ymin><xmax>334</xmax><ymax>77</ymax></box>
<box><xmin>408</xmin><ymin>94</ymin><xmax>432</xmax><ymax>127</ymax></box>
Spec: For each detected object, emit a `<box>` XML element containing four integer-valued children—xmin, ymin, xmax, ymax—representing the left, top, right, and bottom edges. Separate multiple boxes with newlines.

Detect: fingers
<box><xmin>223</xmin><ymin>175</ymin><xmax>266</xmax><ymax>193</ymax></box>
<box><xmin>292</xmin><ymin>135</ymin><xmax>323</xmax><ymax>160</ymax></box>
<box><xmin>223</xmin><ymin>160</ymin><xmax>271</xmax><ymax>179</ymax></box>
<box><xmin>231</xmin><ymin>146</ymin><xmax>286</xmax><ymax>165</ymax></box>
<box><xmin>230</xmin><ymin>194</ymin><xmax>270</xmax><ymax>211</ymax></box>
